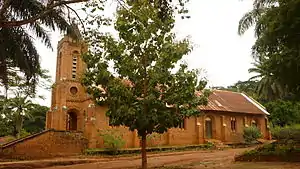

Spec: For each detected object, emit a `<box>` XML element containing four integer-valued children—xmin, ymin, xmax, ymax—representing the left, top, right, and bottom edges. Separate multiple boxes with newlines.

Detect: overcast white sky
<box><xmin>35</xmin><ymin>0</ymin><xmax>256</xmax><ymax>106</ymax></box>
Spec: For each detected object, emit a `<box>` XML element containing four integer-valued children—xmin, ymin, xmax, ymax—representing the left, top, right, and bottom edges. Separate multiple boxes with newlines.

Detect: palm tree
<box><xmin>5</xmin><ymin>96</ymin><xmax>34</xmax><ymax>138</ymax></box>
<box><xmin>248</xmin><ymin>59</ymin><xmax>286</xmax><ymax>101</ymax></box>
<box><xmin>0</xmin><ymin>0</ymin><xmax>82</xmax><ymax>89</ymax></box>
<box><xmin>238</xmin><ymin>0</ymin><xmax>278</xmax><ymax>36</ymax></box>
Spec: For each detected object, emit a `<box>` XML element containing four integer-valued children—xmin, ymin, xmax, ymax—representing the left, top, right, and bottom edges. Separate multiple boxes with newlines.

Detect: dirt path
<box><xmin>3</xmin><ymin>148</ymin><xmax>294</xmax><ymax>169</ymax></box>
<box><xmin>41</xmin><ymin>148</ymin><xmax>298</xmax><ymax>169</ymax></box>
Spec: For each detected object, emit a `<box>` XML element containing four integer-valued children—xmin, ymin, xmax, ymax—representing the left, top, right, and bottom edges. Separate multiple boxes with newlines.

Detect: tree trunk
<box><xmin>141</xmin><ymin>133</ymin><xmax>147</xmax><ymax>169</ymax></box>
<box><xmin>16</xmin><ymin>114</ymin><xmax>23</xmax><ymax>139</ymax></box>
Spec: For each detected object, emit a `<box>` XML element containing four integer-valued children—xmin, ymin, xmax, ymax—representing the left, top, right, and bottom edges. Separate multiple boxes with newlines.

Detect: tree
<box><xmin>0</xmin><ymin>68</ymin><xmax>50</xmax><ymax>138</ymax></box>
<box><xmin>265</xmin><ymin>100</ymin><xmax>300</xmax><ymax>127</ymax></box>
<box><xmin>238</xmin><ymin>0</ymin><xmax>278</xmax><ymax>36</ymax></box>
<box><xmin>23</xmin><ymin>104</ymin><xmax>49</xmax><ymax>134</ymax></box>
<box><xmin>238</xmin><ymin>0</ymin><xmax>300</xmax><ymax>100</ymax></box>
<box><xmin>0</xmin><ymin>97</ymin><xmax>14</xmax><ymax>137</ymax></box>
<box><xmin>82</xmin><ymin>1</ymin><xmax>209</xmax><ymax>168</ymax></box>
<box><xmin>214</xmin><ymin>80</ymin><xmax>258</xmax><ymax>99</ymax></box>
<box><xmin>2</xmin><ymin>96</ymin><xmax>35</xmax><ymax>138</ymax></box>
<box><xmin>0</xmin><ymin>0</ymin><xmax>83</xmax><ymax>89</ymax></box>
<box><xmin>0</xmin><ymin>97</ymin><xmax>49</xmax><ymax>137</ymax></box>
<box><xmin>248</xmin><ymin>59</ymin><xmax>286</xmax><ymax>101</ymax></box>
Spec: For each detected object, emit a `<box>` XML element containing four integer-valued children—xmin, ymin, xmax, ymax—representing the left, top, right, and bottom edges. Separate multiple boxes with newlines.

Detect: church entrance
<box><xmin>67</xmin><ymin>112</ymin><xmax>77</xmax><ymax>131</ymax></box>
<box><xmin>205</xmin><ymin>117</ymin><xmax>213</xmax><ymax>139</ymax></box>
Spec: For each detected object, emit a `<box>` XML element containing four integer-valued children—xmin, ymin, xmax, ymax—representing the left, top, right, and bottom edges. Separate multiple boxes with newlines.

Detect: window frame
<box><xmin>179</xmin><ymin>118</ymin><xmax>186</xmax><ymax>130</ymax></box>
<box><xmin>230</xmin><ymin>117</ymin><xmax>237</xmax><ymax>132</ymax></box>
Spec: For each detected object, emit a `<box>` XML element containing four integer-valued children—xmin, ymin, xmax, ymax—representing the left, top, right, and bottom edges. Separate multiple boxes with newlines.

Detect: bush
<box><xmin>20</xmin><ymin>129</ymin><xmax>31</xmax><ymax>138</ymax></box>
<box><xmin>271</xmin><ymin>124</ymin><xmax>300</xmax><ymax>143</ymax></box>
<box><xmin>265</xmin><ymin>100</ymin><xmax>300</xmax><ymax>127</ymax></box>
<box><xmin>235</xmin><ymin>141</ymin><xmax>300</xmax><ymax>162</ymax></box>
<box><xmin>243</xmin><ymin>126</ymin><xmax>262</xmax><ymax>144</ymax></box>
<box><xmin>146</xmin><ymin>133</ymin><xmax>161</xmax><ymax>147</ymax></box>
<box><xmin>98</xmin><ymin>128</ymin><xmax>125</xmax><ymax>152</ymax></box>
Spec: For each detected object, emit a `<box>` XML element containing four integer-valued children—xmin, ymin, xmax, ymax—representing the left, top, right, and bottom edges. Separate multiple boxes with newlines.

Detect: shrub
<box><xmin>98</xmin><ymin>128</ymin><xmax>125</xmax><ymax>152</ymax></box>
<box><xmin>271</xmin><ymin>124</ymin><xmax>300</xmax><ymax>143</ymax></box>
<box><xmin>265</xmin><ymin>100</ymin><xmax>300</xmax><ymax>127</ymax></box>
<box><xmin>20</xmin><ymin>129</ymin><xmax>31</xmax><ymax>138</ymax></box>
<box><xmin>243</xmin><ymin>126</ymin><xmax>262</xmax><ymax>144</ymax></box>
<box><xmin>146</xmin><ymin>133</ymin><xmax>161</xmax><ymax>147</ymax></box>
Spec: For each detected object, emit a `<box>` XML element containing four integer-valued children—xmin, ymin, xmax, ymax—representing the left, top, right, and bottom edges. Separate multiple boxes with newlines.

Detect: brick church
<box><xmin>45</xmin><ymin>35</ymin><xmax>271</xmax><ymax>148</ymax></box>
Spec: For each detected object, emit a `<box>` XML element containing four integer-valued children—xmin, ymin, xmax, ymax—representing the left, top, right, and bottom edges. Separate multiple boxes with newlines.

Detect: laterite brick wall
<box><xmin>0</xmin><ymin>130</ymin><xmax>88</xmax><ymax>160</ymax></box>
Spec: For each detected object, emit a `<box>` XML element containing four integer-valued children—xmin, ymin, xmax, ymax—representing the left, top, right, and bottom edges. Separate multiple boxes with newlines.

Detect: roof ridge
<box><xmin>240</xmin><ymin>93</ymin><xmax>269</xmax><ymax>115</ymax></box>
<box><xmin>213</xmin><ymin>89</ymin><xmax>241</xmax><ymax>94</ymax></box>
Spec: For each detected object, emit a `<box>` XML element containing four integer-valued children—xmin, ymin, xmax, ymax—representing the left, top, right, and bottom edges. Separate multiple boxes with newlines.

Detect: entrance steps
<box><xmin>205</xmin><ymin>139</ymin><xmax>230</xmax><ymax>149</ymax></box>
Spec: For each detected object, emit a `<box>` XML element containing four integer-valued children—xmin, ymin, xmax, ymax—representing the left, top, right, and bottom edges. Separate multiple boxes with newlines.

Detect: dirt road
<box><xmin>42</xmin><ymin>148</ymin><xmax>300</xmax><ymax>169</ymax></box>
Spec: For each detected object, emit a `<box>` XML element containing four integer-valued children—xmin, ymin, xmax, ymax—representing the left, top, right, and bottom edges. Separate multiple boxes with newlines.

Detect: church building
<box><xmin>45</xmin><ymin>36</ymin><xmax>271</xmax><ymax>148</ymax></box>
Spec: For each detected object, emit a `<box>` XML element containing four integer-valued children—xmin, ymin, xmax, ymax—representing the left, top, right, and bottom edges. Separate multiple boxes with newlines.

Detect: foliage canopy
<box><xmin>82</xmin><ymin>0</ymin><xmax>209</xmax><ymax>168</ymax></box>
<box><xmin>238</xmin><ymin>0</ymin><xmax>300</xmax><ymax>100</ymax></box>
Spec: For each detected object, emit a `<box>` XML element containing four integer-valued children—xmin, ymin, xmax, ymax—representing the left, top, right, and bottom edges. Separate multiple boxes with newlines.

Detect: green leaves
<box><xmin>0</xmin><ymin>0</ymin><xmax>82</xmax><ymax>90</ymax></box>
<box><xmin>265</xmin><ymin>100</ymin><xmax>300</xmax><ymax>127</ymax></box>
<box><xmin>238</xmin><ymin>0</ymin><xmax>300</xmax><ymax>100</ymax></box>
<box><xmin>83</xmin><ymin>0</ymin><xmax>207</xmax><ymax>138</ymax></box>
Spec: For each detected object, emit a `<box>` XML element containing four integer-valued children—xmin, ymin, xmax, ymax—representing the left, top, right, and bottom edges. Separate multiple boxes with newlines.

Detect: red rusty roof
<box><xmin>198</xmin><ymin>90</ymin><xmax>269</xmax><ymax>115</ymax></box>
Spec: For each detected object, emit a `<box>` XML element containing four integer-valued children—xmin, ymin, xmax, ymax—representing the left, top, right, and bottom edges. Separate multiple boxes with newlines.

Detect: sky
<box><xmin>35</xmin><ymin>0</ymin><xmax>256</xmax><ymax>106</ymax></box>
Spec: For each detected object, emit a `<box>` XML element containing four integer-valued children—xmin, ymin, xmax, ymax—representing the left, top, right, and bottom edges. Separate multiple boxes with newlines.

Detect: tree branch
<box><xmin>64</xmin><ymin>4</ymin><xmax>86</xmax><ymax>33</ymax></box>
<box><xmin>0</xmin><ymin>0</ymin><xmax>87</xmax><ymax>28</ymax></box>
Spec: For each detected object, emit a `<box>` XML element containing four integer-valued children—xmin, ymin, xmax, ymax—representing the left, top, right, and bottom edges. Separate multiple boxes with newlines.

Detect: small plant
<box><xmin>146</xmin><ymin>133</ymin><xmax>161</xmax><ymax>147</ymax></box>
<box><xmin>243</xmin><ymin>126</ymin><xmax>262</xmax><ymax>144</ymax></box>
<box><xmin>20</xmin><ymin>129</ymin><xmax>31</xmax><ymax>138</ymax></box>
<box><xmin>98</xmin><ymin>128</ymin><xmax>125</xmax><ymax>152</ymax></box>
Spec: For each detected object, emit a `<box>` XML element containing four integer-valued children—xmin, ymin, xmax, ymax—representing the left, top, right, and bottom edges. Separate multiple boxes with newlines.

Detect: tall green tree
<box><xmin>0</xmin><ymin>97</ymin><xmax>48</xmax><ymax>137</ymax></box>
<box><xmin>2</xmin><ymin>96</ymin><xmax>35</xmax><ymax>138</ymax></box>
<box><xmin>238</xmin><ymin>0</ymin><xmax>300</xmax><ymax>100</ymax></box>
<box><xmin>82</xmin><ymin>1</ymin><xmax>209</xmax><ymax>168</ymax></box>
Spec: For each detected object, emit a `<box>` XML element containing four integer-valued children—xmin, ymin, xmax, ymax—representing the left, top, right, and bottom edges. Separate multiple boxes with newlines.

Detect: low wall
<box><xmin>0</xmin><ymin>129</ymin><xmax>88</xmax><ymax>160</ymax></box>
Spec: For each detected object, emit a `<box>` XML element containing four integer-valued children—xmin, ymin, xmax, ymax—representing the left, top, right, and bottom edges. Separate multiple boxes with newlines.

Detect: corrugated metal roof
<box><xmin>198</xmin><ymin>90</ymin><xmax>268</xmax><ymax>115</ymax></box>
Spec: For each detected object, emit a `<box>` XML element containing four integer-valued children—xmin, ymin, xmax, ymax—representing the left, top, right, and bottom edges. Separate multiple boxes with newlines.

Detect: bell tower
<box><xmin>46</xmin><ymin>35</ymin><xmax>90</xmax><ymax>131</ymax></box>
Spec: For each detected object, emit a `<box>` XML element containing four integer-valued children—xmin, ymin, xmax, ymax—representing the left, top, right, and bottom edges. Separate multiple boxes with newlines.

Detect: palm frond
<box><xmin>238</xmin><ymin>8</ymin><xmax>266</xmax><ymax>35</ymax></box>
<box><xmin>253</xmin><ymin>0</ymin><xmax>278</xmax><ymax>9</ymax></box>
<box><xmin>10</xmin><ymin>0</ymin><xmax>45</xmax><ymax>20</ymax></box>
<box><xmin>27</xmin><ymin>22</ymin><xmax>52</xmax><ymax>49</ymax></box>
<box><xmin>0</xmin><ymin>27</ymin><xmax>40</xmax><ymax>88</ymax></box>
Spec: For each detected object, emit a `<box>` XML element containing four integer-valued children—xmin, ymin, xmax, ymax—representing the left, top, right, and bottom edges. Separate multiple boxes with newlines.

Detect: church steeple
<box><xmin>55</xmin><ymin>36</ymin><xmax>87</xmax><ymax>82</ymax></box>
<box><xmin>47</xmin><ymin>34</ymin><xmax>89</xmax><ymax>131</ymax></box>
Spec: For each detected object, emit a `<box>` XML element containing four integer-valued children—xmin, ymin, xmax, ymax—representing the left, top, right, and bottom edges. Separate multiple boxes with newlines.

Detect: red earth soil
<box><xmin>38</xmin><ymin>148</ymin><xmax>300</xmax><ymax>169</ymax></box>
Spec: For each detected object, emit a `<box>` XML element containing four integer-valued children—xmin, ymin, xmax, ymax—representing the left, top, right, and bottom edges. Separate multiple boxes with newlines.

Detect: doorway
<box><xmin>67</xmin><ymin>112</ymin><xmax>77</xmax><ymax>131</ymax></box>
<box><xmin>205</xmin><ymin>117</ymin><xmax>213</xmax><ymax>139</ymax></box>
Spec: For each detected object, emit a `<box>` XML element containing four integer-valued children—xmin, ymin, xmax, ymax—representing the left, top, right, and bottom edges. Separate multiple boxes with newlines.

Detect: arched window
<box><xmin>205</xmin><ymin>116</ymin><xmax>213</xmax><ymax>138</ymax></box>
<box><xmin>230</xmin><ymin>117</ymin><xmax>236</xmax><ymax>132</ymax></box>
<box><xmin>251</xmin><ymin>120</ymin><xmax>257</xmax><ymax>127</ymax></box>
<box><xmin>72</xmin><ymin>51</ymin><xmax>79</xmax><ymax>79</ymax></box>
